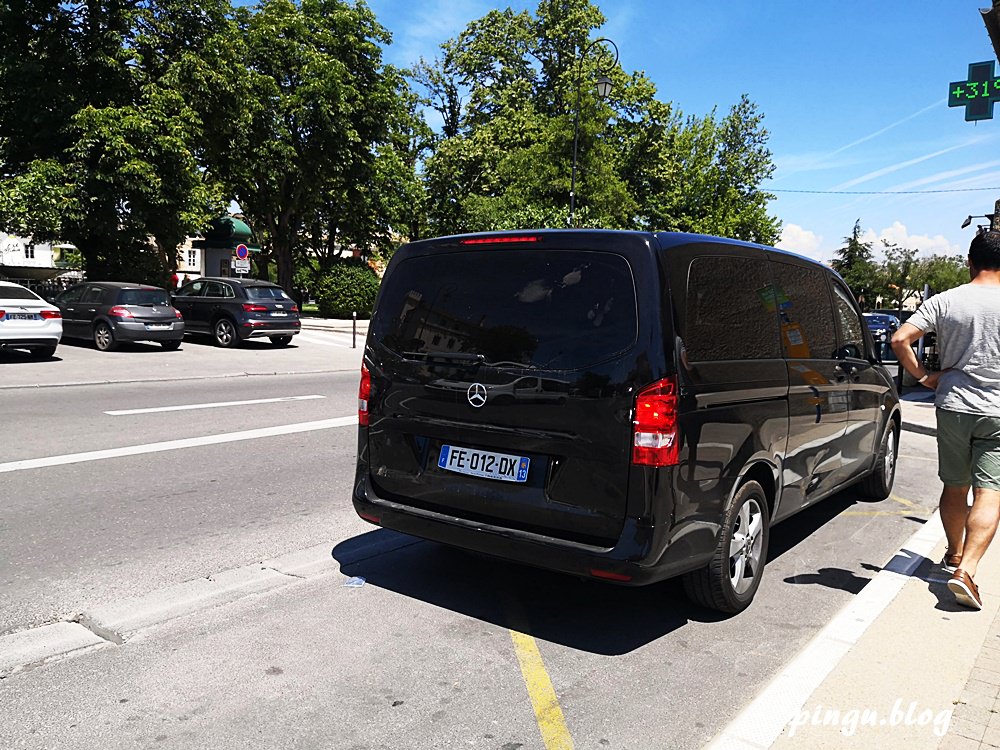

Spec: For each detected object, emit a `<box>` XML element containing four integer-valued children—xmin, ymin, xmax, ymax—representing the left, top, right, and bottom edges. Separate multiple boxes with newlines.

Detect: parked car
<box><xmin>863</xmin><ymin>313</ymin><xmax>900</xmax><ymax>341</ymax></box>
<box><xmin>353</xmin><ymin>230</ymin><xmax>901</xmax><ymax>614</ymax></box>
<box><xmin>171</xmin><ymin>277</ymin><xmax>300</xmax><ymax>347</ymax></box>
<box><xmin>54</xmin><ymin>282</ymin><xmax>184</xmax><ymax>351</ymax></box>
<box><xmin>0</xmin><ymin>280</ymin><xmax>62</xmax><ymax>358</ymax></box>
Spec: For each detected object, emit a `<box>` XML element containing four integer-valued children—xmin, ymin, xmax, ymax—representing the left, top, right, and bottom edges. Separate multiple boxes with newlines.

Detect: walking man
<box><xmin>891</xmin><ymin>230</ymin><xmax>1000</xmax><ymax>610</ymax></box>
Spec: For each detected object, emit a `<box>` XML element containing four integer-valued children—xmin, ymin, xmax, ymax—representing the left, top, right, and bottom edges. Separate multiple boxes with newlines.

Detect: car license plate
<box><xmin>271</xmin><ymin>311</ymin><xmax>287</xmax><ymax>317</ymax></box>
<box><xmin>438</xmin><ymin>445</ymin><xmax>530</xmax><ymax>483</ymax></box>
<box><xmin>6</xmin><ymin>313</ymin><xmax>35</xmax><ymax>320</ymax></box>
<box><xmin>145</xmin><ymin>323</ymin><xmax>171</xmax><ymax>330</ymax></box>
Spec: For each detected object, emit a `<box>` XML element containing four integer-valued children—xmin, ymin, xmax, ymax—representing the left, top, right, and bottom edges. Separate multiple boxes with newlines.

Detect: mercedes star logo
<box><xmin>467</xmin><ymin>383</ymin><xmax>488</xmax><ymax>408</ymax></box>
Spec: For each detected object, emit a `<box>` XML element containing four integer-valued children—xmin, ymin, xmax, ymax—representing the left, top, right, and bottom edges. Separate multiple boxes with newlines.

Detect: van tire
<box><xmin>682</xmin><ymin>480</ymin><xmax>770</xmax><ymax>614</ymax></box>
<box><xmin>859</xmin><ymin>421</ymin><xmax>898</xmax><ymax>500</ymax></box>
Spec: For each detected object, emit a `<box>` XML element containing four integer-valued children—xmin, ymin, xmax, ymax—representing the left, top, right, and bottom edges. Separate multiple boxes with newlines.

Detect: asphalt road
<box><xmin>0</xmin><ymin>332</ymin><xmax>944</xmax><ymax>749</ymax></box>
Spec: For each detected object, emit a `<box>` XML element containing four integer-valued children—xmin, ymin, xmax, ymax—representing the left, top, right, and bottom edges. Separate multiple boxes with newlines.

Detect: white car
<box><xmin>0</xmin><ymin>280</ymin><xmax>63</xmax><ymax>358</ymax></box>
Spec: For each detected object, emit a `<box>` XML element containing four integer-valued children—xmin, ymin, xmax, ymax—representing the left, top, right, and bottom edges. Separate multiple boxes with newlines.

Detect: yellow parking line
<box><xmin>842</xmin><ymin>509</ymin><xmax>926</xmax><ymax>516</ymax></box>
<box><xmin>509</xmin><ymin>629</ymin><xmax>575</xmax><ymax>750</ymax></box>
<box><xmin>890</xmin><ymin>494</ymin><xmax>919</xmax><ymax>509</ymax></box>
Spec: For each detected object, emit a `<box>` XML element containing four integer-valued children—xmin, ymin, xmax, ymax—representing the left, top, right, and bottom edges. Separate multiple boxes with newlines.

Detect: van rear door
<box><xmin>364</xmin><ymin>233</ymin><xmax>661</xmax><ymax>547</ymax></box>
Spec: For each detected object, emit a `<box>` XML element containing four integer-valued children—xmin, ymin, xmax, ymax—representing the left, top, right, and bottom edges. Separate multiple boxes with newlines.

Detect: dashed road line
<box><xmin>105</xmin><ymin>394</ymin><xmax>325</xmax><ymax>415</ymax></box>
<box><xmin>0</xmin><ymin>416</ymin><xmax>356</xmax><ymax>473</ymax></box>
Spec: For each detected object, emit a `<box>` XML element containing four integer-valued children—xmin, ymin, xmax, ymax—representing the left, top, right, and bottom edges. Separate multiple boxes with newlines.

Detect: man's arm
<box><xmin>890</xmin><ymin>322</ymin><xmax>942</xmax><ymax>389</ymax></box>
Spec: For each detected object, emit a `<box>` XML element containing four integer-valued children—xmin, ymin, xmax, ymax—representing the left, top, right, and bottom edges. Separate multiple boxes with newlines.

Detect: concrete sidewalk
<box><xmin>713</xmin><ymin>388</ymin><xmax>1000</xmax><ymax>749</ymax></box>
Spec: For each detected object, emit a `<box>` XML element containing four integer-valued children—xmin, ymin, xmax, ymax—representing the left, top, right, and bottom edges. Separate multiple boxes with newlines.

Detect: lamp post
<box><xmin>569</xmin><ymin>37</ymin><xmax>618</xmax><ymax>227</ymax></box>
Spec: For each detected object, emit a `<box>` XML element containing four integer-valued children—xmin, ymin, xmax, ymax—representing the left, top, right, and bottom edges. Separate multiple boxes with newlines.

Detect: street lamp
<box><xmin>569</xmin><ymin>37</ymin><xmax>618</xmax><ymax>227</ymax></box>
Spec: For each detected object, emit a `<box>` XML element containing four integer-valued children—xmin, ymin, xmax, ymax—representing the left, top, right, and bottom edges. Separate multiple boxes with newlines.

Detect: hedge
<box><xmin>314</xmin><ymin>258</ymin><xmax>381</xmax><ymax>318</ymax></box>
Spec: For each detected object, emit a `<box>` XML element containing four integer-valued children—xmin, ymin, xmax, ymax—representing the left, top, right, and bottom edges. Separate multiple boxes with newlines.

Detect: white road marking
<box><xmin>0</xmin><ymin>416</ymin><xmax>357</xmax><ymax>474</ymax></box>
<box><xmin>296</xmin><ymin>331</ymin><xmax>357</xmax><ymax>348</ymax></box>
<box><xmin>105</xmin><ymin>395</ymin><xmax>326</xmax><ymax>416</ymax></box>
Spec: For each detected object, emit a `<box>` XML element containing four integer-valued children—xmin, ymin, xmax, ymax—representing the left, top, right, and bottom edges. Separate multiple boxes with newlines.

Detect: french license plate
<box><xmin>438</xmin><ymin>445</ymin><xmax>530</xmax><ymax>483</ymax></box>
<box><xmin>146</xmin><ymin>323</ymin><xmax>171</xmax><ymax>330</ymax></box>
<box><xmin>6</xmin><ymin>313</ymin><xmax>35</xmax><ymax>320</ymax></box>
<box><xmin>271</xmin><ymin>311</ymin><xmax>287</xmax><ymax>317</ymax></box>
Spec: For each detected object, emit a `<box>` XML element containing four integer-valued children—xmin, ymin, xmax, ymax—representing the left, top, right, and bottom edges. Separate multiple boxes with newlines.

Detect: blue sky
<box><xmin>367</xmin><ymin>0</ymin><xmax>1000</xmax><ymax>263</ymax></box>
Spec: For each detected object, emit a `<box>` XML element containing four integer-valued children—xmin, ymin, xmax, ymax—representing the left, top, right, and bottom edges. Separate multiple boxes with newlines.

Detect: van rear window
<box><xmin>374</xmin><ymin>249</ymin><xmax>637</xmax><ymax>370</ymax></box>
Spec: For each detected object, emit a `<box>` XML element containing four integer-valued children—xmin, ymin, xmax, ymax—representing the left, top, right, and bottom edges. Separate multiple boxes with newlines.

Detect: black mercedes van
<box><xmin>352</xmin><ymin>230</ymin><xmax>900</xmax><ymax>613</ymax></box>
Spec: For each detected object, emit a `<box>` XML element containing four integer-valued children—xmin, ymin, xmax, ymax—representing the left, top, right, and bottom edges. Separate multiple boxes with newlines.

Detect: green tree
<box><xmin>879</xmin><ymin>241</ymin><xmax>920</xmax><ymax>314</ymax></box>
<box><xmin>0</xmin><ymin>0</ymin><xmax>237</xmax><ymax>283</ymax></box>
<box><xmin>921</xmin><ymin>254</ymin><xmax>969</xmax><ymax>294</ymax></box>
<box><xmin>216</xmin><ymin>0</ymin><xmax>412</xmax><ymax>293</ymax></box>
<box><xmin>831</xmin><ymin>220</ymin><xmax>879</xmax><ymax>309</ymax></box>
<box><xmin>413</xmin><ymin>0</ymin><xmax>781</xmax><ymax>242</ymax></box>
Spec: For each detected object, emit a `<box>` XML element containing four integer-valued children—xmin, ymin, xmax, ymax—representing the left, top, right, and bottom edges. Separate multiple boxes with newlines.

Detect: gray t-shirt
<box><xmin>907</xmin><ymin>283</ymin><xmax>1000</xmax><ymax>415</ymax></box>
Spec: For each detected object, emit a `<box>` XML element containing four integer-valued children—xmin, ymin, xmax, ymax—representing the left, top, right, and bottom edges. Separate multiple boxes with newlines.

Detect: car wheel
<box><xmin>682</xmin><ymin>480</ymin><xmax>770</xmax><ymax>614</ymax></box>
<box><xmin>29</xmin><ymin>345</ymin><xmax>57</xmax><ymax>359</ymax></box>
<box><xmin>161</xmin><ymin>339</ymin><xmax>181</xmax><ymax>351</ymax></box>
<box><xmin>94</xmin><ymin>322</ymin><xmax>117</xmax><ymax>352</ymax></box>
<box><xmin>860</xmin><ymin>421</ymin><xmax>898</xmax><ymax>500</ymax></box>
<box><xmin>269</xmin><ymin>335</ymin><xmax>292</xmax><ymax>347</ymax></box>
<box><xmin>213</xmin><ymin>318</ymin><xmax>239</xmax><ymax>348</ymax></box>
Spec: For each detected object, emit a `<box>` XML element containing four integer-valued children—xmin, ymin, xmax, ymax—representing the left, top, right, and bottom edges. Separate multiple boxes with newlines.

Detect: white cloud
<box><xmin>860</xmin><ymin>221</ymin><xmax>962</xmax><ymax>257</ymax></box>
<box><xmin>776</xmin><ymin>224</ymin><xmax>823</xmax><ymax>259</ymax></box>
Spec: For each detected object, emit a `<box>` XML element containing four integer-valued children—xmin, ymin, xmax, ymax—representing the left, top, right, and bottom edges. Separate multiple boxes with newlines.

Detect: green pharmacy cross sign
<box><xmin>949</xmin><ymin>60</ymin><xmax>1000</xmax><ymax>121</ymax></box>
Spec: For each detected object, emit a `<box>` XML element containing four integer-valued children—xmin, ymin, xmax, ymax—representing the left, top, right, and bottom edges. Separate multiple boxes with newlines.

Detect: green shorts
<box><xmin>936</xmin><ymin>409</ymin><xmax>1000</xmax><ymax>490</ymax></box>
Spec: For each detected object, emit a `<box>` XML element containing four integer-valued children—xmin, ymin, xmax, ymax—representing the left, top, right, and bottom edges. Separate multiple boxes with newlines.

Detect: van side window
<box><xmin>770</xmin><ymin>262</ymin><xmax>838</xmax><ymax>359</ymax></box>
<box><xmin>831</xmin><ymin>283</ymin><xmax>867</xmax><ymax>359</ymax></box>
<box><xmin>683</xmin><ymin>256</ymin><xmax>780</xmax><ymax>361</ymax></box>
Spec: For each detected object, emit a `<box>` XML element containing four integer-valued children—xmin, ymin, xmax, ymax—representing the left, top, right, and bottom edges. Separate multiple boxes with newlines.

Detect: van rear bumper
<box><xmin>352</xmin><ymin>477</ymin><xmax>711</xmax><ymax>586</ymax></box>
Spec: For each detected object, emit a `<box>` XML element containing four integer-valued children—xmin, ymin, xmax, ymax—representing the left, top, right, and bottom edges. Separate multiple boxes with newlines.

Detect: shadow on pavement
<box><xmin>331</xmin><ymin>491</ymin><xmax>901</xmax><ymax>656</ymax></box>
<box><xmin>0</xmin><ymin>349</ymin><xmax>62</xmax><ymax>364</ymax></box>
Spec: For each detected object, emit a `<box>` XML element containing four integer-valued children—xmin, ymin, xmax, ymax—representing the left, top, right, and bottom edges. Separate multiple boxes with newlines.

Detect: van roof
<box><xmin>407</xmin><ymin>229</ymin><xmax>834</xmax><ymax>272</ymax></box>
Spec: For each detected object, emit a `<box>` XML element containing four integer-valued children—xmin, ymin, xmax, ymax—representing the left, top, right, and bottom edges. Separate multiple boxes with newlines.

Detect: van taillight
<box><xmin>359</xmin><ymin>365</ymin><xmax>371</xmax><ymax>426</ymax></box>
<box><xmin>632</xmin><ymin>376</ymin><xmax>679</xmax><ymax>467</ymax></box>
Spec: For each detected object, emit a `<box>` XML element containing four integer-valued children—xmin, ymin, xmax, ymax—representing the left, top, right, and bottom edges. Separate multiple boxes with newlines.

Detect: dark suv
<box><xmin>54</xmin><ymin>282</ymin><xmax>184</xmax><ymax>351</ymax></box>
<box><xmin>352</xmin><ymin>230</ymin><xmax>901</xmax><ymax>614</ymax></box>
<box><xmin>171</xmin><ymin>277</ymin><xmax>300</xmax><ymax>347</ymax></box>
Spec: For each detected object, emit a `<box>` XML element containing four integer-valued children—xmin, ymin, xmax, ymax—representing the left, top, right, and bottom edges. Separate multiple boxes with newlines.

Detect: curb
<box><xmin>0</xmin><ymin>543</ymin><xmax>337</xmax><ymax>678</ymax></box>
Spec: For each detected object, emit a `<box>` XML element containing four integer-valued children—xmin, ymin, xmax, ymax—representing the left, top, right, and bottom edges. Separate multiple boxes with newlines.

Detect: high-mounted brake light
<box><xmin>108</xmin><ymin>306</ymin><xmax>133</xmax><ymax>318</ymax></box>
<box><xmin>359</xmin><ymin>364</ymin><xmax>371</xmax><ymax>426</ymax></box>
<box><xmin>459</xmin><ymin>236</ymin><xmax>539</xmax><ymax>245</ymax></box>
<box><xmin>631</xmin><ymin>376</ymin><xmax>680</xmax><ymax>467</ymax></box>
<box><xmin>39</xmin><ymin>310</ymin><xmax>61</xmax><ymax>319</ymax></box>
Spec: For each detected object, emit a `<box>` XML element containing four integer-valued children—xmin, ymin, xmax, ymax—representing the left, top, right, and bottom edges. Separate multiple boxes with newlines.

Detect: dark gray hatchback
<box><xmin>353</xmin><ymin>230</ymin><xmax>901</xmax><ymax>613</ymax></box>
<box><xmin>54</xmin><ymin>282</ymin><xmax>184</xmax><ymax>351</ymax></box>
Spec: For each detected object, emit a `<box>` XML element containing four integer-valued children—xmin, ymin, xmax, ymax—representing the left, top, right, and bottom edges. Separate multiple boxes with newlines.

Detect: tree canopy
<box><xmin>0</xmin><ymin>0</ymin><xmax>784</xmax><ymax>289</ymax></box>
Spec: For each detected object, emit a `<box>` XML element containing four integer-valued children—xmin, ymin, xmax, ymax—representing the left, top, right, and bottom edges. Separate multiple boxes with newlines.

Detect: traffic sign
<box><xmin>235</xmin><ymin>244</ymin><xmax>249</xmax><ymax>260</ymax></box>
<box><xmin>232</xmin><ymin>258</ymin><xmax>251</xmax><ymax>272</ymax></box>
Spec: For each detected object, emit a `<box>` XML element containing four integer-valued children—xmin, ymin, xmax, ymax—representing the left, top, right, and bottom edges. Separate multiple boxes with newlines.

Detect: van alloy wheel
<box><xmin>729</xmin><ymin>497</ymin><xmax>765</xmax><ymax>595</ymax></box>
<box><xmin>860</xmin><ymin>422</ymin><xmax>898</xmax><ymax>500</ymax></box>
<box><xmin>682</xmin><ymin>480</ymin><xmax>770</xmax><ymax>614</ymax></box>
